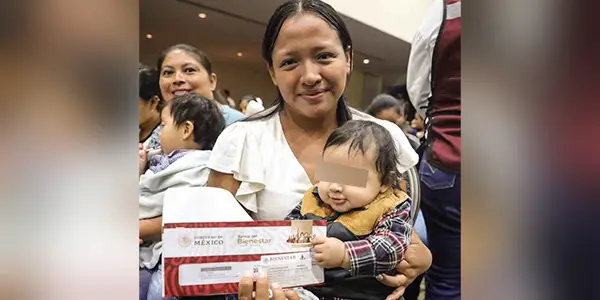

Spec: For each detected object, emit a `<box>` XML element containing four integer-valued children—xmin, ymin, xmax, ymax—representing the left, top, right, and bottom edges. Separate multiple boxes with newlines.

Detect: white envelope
<box><xmin>162</xmin><ymin>186</ymin><xmax>253</xmax><ymax>224</ymax></box>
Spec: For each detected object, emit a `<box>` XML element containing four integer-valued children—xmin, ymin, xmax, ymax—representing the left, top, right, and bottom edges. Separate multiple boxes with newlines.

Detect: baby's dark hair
<box><xmin>167</xmin><ymin>93</ymin><xmax>225</xmax><ymax>150</ymax></box>
<box><xmin>323</xmin><ymin>120</ymin><xmax>400</xmax><ymax>186</ymax></box>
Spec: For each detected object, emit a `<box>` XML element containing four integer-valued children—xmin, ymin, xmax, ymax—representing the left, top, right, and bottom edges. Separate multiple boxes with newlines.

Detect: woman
<box><xmin>138</xmin><ymin>64</ymin><xmax>164</xmax><ymax>150</ymax></box>
<box><xmin>366</xmin><ymin>94</ymin><xmax>414</xmax><ymax>135</ymax></box>
<box><xmin>142</xmin><ymin>46</ymin><xmax>247</xmax><ymax>300</ymax></box>
<box><xmin>207</xmin><ymin>1</ymin><xmax>431</xmax><ymax>299</ymax></box>
<box><xmin>157</xmin><ymin>44</ymin><xmax>245</xmax><ymax>126</ymax></box>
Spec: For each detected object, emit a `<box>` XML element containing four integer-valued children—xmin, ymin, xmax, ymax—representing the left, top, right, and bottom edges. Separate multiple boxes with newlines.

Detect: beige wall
<box><xmin>324</xmin><ymin>0</ymin><xmax>434</xmax><ymax>43</ymax></box>
<box><xmin>345</xmin><ymin>69</ymin><xmax>365</xmax><ymax>109</ymax></box>
<box><xmin>362</xmin><ymin>73</ymin><xmax>383</xmax><ymax>107</ymax></box>
<box><xmin>212</xmin><ymin>63</ymin><xmax>276</xmax><ymax>106</ymax></box>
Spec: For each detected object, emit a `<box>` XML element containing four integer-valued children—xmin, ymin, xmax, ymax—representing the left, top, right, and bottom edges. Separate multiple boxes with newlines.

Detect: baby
<box><xmin>287</xmin><ymin>120</ymin><xmax>413</xmax><ymax>300</ymax></box>
<box><xmin>138</xmin><ymin>93</ymin><xmax>226</xmax><ymax>300</ymax></box>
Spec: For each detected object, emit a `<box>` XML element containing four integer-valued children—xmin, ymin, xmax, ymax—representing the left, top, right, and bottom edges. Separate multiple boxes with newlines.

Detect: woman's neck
<box><xmin>279</xmin><ymin>106</ymin><xmax>338</xmax><ymax>137</ymax></box>
<box><xmin>139</xmin><ymin>113</ymin><xmax>160</xmax><ymax>139</ymax></box>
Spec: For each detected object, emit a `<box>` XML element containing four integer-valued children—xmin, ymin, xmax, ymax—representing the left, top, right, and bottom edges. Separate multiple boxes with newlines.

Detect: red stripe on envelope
<box><xmin>163</xmin><ymin>220</ymin><xmax>327</xmax><ymax>229</ymax></box>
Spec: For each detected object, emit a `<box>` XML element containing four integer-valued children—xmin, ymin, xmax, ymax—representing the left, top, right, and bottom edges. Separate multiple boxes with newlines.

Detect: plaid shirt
<box><xmin>286</xmin><ymin>188</ymin><xmax>412</xmax><ymax>277</ymax></box>
<box><xmin>147</xmin><ymin>149</ymin><xmax>194</xmax><ymax>173</ymax></box>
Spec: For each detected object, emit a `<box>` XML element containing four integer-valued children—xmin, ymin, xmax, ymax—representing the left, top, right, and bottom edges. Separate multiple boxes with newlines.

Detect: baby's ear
<box><xmin>182</xmin><ymin>120</ymin><xmax>194</xmax><ymax>140</ymax></box>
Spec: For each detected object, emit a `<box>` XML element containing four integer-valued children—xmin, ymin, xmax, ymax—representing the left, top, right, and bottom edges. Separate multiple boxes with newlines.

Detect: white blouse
<box><xmin>207</xmin><ymin>107</ymin><xmax>419</xmax><ymax>221</ymax></box>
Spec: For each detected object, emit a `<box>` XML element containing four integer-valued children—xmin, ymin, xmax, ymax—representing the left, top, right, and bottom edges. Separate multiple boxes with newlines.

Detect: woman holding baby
<box><xmin>140</xmin><ymin>1</ymin><xmax>432</xmax><ymax>299</ymax></box>
<box><xmin>207</xmin><ymin>1</ymin><xmax>432</xmax><ymax>299</ymax></box>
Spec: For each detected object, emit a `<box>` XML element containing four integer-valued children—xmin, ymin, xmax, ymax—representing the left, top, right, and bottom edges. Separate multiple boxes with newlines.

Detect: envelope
<box><xmin>161</xmin><ymin>187</ymin><xmax>325</xmax><ymax>297</ymax></box>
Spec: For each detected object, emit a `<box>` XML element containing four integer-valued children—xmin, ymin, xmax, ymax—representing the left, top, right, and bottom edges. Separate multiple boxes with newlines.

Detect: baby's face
<box><xmin>317</xmin><ymin>144</ymin><xmax>386</xmax><ymax>213</ymax></box>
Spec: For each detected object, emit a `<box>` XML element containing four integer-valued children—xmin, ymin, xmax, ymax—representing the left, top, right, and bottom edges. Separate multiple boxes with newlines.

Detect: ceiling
<box><xmin>140</xmin><ymin>0</ymin><xmax>412</xmax><ymax>87</ymax></box>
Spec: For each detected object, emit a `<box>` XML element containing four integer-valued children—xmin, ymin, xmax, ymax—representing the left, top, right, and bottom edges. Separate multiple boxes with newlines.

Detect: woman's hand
<box><xmin>377</xmin><ymin>230</ymin><xmax>432</xmax><ymax>300</ymax></box>
<box><xmin>238</xmin><ymin>273</ymin><xmax>299</xmax><ymax>300</ymax></box>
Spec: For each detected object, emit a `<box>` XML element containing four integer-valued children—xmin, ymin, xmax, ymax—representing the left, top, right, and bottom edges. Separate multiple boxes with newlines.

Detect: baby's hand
<box><xmin>139</xmin><ymin>143</ymin><xmax>148</xmax><ymax>175</ymax></box>
<box><xmin>311</xmin><ymin>236</ymin><xmax>350</xmax><ymax>269</ymax></box>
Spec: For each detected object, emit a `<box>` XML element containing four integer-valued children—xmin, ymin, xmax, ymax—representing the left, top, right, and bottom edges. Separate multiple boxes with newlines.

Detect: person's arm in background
<box><xmin>406</xmin><ymin>0</ymin><xmax>444</xmax><ymax>118</ymax></box>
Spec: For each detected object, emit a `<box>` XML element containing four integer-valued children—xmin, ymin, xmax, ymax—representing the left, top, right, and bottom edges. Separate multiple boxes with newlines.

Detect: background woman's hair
<box><xmin>365</xmin><ymin>94</ymin><xmax>401</xmax><ymax>117</ymax></box>
<box><xmin>248</xmin><ymin>0</ymin><xmax>353</xmax><ymax>124</ymax></box>
<box><xmin>156</xmin><ymin>44</ymin><xmax>213</xmax><ymax>75</ymax></box>
<box><xmin>212</xmin><ymin>89</ymin><xmax>229</xmax><ymax>106</ymax></box>
<box><xmin>138</xmin><ymin>63</ymin><xmax>164</xmax><ymax>110</ymax></box>
<box><xmin>167</xmin><ymin>93</ymin><xmax>225</xmax><ymax>151</ymax></box>
<box><xmin>324</xmin><ymin>120</ymin><xmax>400</xmax><ymax>186</ymax></box>
<box><xmin>386</xmin><ymin>84</ymin><xmax>416</xmax><ymax>121</ymax></box>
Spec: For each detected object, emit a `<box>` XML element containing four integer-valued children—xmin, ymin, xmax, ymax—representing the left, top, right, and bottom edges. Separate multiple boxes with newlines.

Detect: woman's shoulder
<box><xmin>222</xmin><ymin>107</ymin><xmax>277</xmax><ymax>134</ymax></box>
<box><xmin>210</xmin><ymin>107</ymin><xmax>279</xmax><ymax>162</ymax></box>
<box><xmin>208</xmin><ymin>107</ymin><xmax>279</xmax><ymax>181</ymax></box>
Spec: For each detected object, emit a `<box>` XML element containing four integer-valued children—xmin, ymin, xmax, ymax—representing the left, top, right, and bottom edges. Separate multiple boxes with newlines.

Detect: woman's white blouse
<box><xmin>207</xmin><ymin>107</ymin><xmax>419</xmax><ymax>221</ymax></box>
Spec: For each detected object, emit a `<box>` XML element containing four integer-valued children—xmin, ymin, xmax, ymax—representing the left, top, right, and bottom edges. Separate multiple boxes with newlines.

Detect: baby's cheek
<box><xmin>317</xmin><ymin>182</ymin><xmax>329</xmax><ymax>199</ymax></box>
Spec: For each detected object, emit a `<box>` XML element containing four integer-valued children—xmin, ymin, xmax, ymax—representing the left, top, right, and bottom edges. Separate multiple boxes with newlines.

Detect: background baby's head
<box><xmin>317</xmin><ymin>120</ymin><xmax>400</xmax><ymax>213</ymax></box>
<box><xmin>159</xmin><ymin>93</ymin><xmax>225</xmax><ymax>154</ymax></box>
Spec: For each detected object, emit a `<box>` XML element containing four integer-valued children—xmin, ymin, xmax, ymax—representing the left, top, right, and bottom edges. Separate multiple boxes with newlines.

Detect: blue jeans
<box><xmin>419</xmin><ymin>158</ymin><xmax>461</xmax><ymax>300</ymax></box>
<box><xmin>140</xmin><ymin>262</ymin><xmax>178</xmax><ymax>300</ymax></box>
<box><xmin>414</xmin><ymin>209</ymin><xmax>428</xmax><ymax>246</ymax></box>
<box><xmin>140</xmin><ymin>267</ymin><xmax>153</xmax><ymax>300</ymax></box>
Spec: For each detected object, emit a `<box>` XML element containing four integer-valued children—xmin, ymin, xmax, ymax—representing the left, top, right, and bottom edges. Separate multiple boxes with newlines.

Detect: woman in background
<box><xmin>138</xmin><ymin>64</ymin><xmax>164</xmax><ymax>150</ymax></box>
<box><xmin>366</xmin><ymin>94</ymin><xmax>411</xmax><ymax>132</ymax></box>
<box><xmin>157</xmin><ymin>44</ymin><xmax>245</xmax><ymax>126</ymax></box>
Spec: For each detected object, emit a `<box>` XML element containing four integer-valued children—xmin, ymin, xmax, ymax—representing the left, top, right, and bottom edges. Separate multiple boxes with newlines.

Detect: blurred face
<box><xmin>138</xmin><ymin>96</ymin><xmax>159</xmax><ymax>127</ymax></box>
<box><xmin>375</xmin><ymin>107</ymin><xmax>406</xmax><ymax>126</ymax></box>
<box><xmin>268</xmin><ymin>13</ymin><xmax>351</xmax><ymax>120</ymax></box>
<box><xmin>159</xmin><ymin>50</ymin><xmax>217</xmax><ymax>102</ymax></box>
<box><xmin>412</xmin><ymin>114</ymin><xmax>424</xmax><ymax>130</ymax></box>
<box><xmin>158</xmin><ymin>105</ymin><xmax>187</xmax><ymax>154</ymax></box>
<box><xmin>317</xmin><ymin>144</ymin><xmax>386</xmax><ymax>213</ymax></box>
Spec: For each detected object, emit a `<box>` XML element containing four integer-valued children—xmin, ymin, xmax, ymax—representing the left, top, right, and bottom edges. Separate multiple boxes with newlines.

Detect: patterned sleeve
<box><xmin>284</xmin><ymin>202</ymin><xmax>304</xmax><ymax>220</ymax></box>
<box><xmin>344</xmin><ymin>199</ymin><xmax>412</xmax><ymax>277</ymax></box>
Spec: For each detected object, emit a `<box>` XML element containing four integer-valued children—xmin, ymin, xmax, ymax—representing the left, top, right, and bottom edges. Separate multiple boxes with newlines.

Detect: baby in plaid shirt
<box><xmin>286</xmin><ymin>120</ymin><xmax>412</xmax><ymax>300</ymax></box>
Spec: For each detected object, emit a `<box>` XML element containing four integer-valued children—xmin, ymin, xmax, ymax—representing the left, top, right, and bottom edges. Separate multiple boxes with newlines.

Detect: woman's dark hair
<box><xmin>212</xmin><ymin>89</ymin><xmax>229</xmax><ymax>106</ymax></box>
<box><xmin>324</xmin><ymin>120</ymin><xmax>400</xmax><ymax>186</ymax></box>
<box><xmin>250</xmin><ymin>0</ymin><xmax>353</xmax><ymax>124</ymax></box>
<box><xmin>386</xmin><ymin>84</ymin><xmax>416</xmax><ymax>121</ymax></box>
<box><xmin>365</xmin><ymin>94</ymin><xmax>401</xmax><ymax>117</ymax></box>
<box><xmin>138</xmin><ymin>63</ymin><xmax>164</xmax><ymax>110</ymax></box>
<box><xmin>157</xmin><ymin>44</ymin><xmax>213</xmax><ymax>75</ymax></box>
<box><xmin>167</xmin><ymin>93</ymin><xmax>225</xmax><ymax>151</ymax></box>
